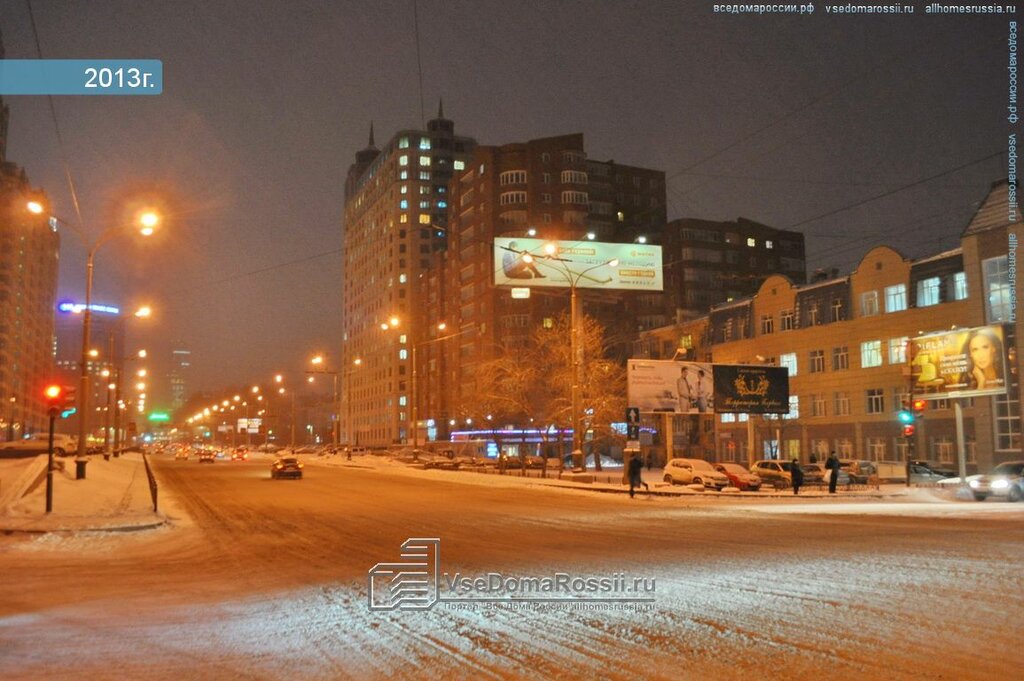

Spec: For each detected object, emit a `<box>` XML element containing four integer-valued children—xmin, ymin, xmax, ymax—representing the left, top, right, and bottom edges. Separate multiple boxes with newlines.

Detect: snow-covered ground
<box><xmin>0</xmin><ymin>455</ymin><xmax>1020</xmax><ymax>680</ymax></box>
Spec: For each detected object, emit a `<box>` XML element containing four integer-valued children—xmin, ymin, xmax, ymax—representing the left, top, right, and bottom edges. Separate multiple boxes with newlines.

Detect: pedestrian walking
<box><xmin>826</xmin><ymin>451</ymin><xmax>840</xmax><ymax>494</ymax></box>
<box><xmin>628</xmin><ymin>454</ymin><xmax>649</xmax><ymax>498</ymax></box>
<box><xmin>791</xmin><ymin>459</ymin><xmax>804</xmax><ymax>495</ymax></box>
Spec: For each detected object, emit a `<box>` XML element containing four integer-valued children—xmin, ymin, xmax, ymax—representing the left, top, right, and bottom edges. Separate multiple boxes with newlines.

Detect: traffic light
<box><xmin>897</xmin><ymin>407</ymin><xmax>913</xmax><ymax>424</ymax></box>
<box><xmin>912</xmin><ymin>399</ymin><xmax>926</xmax><ymax>420</ymax></box>
<box><xmin>44</xmin><ymin>384</ymin><xmax>62</xmax><ymax>418</ymax></box>
<box><xmin>902</xmin><ymin>424</ymin><xmax>916</xmax><ymax>437</ymax></box>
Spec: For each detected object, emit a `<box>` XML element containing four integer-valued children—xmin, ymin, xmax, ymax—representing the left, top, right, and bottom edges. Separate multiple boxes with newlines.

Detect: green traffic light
<box><xmin>897</xmin><ymin>410</ymin><xmax>914</xmax><ymax>424</ymax></box>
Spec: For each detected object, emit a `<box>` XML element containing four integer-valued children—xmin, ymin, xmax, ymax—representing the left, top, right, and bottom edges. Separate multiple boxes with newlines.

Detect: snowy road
<box><xmin>1</xmin><ymin>457</ymin><xmax>1022</xmax><ymax>680</ymax></box>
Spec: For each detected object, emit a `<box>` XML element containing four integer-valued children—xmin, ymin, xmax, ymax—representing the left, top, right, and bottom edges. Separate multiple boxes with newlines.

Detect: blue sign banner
<box><xmin>0</xmin><ymin>60</ymin><xmax>162</xmax><ymax>95</ymax></box>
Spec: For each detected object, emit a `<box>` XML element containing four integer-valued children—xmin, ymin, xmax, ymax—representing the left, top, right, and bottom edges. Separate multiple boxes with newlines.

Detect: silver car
<box><xmin>968</xmin><ymin>461</ymin><xmax>1024</xmax><ymax>502</ymax></box>
<box><xmin>664</xmin><ymin>458</ymin><xmax>730</xmax><ymax>490</ymax></box>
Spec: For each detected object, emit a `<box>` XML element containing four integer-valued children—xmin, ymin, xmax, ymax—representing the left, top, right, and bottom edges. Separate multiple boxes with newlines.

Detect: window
<box><xmin>561</xmin><ymin>170</ymin><xmax>588</xmax><ymax>184</ymax></box>
<box><xmin>780</xmin><ymin>353</ymin><xmax>797</xmax><ymax>376</ymax></box>
<box><xmin>541</xmin><ymin>153</ymin><xmax>550</xmax><ymax>163</ymax></box>
<box><xmin>885</xmin><ymin>284</ymin><xmax>907</xmax><ymax>313</ymax></box>
<box><xmin>561</xmin><ymin>191</ymin><xmax>588</xmax><ymax>205</ymax></box>
<box><xmin>399</xmin><ymin>214</ymin><xmax>408</xmax><ymax>223</ymax></box>
<box><xmin>866</xmin><ymin>389</ymin><xmax>885</xmax><ymax>414</ymax></box>
<box><xmin>419</xmin><ymin>138</ymin><xmax>431</xmax><ymax>150</ymax></box>
<box><xmin>917</xmin><ymin>276</ymin><xmax>941</xmax><ymax>307</ymax></box>
<box><xmin>499</xmin><ymin>191</ymin><xmax>527</xmax><ymax>206</ymax></box>
<box><xmin>437</xmin><ymin>200</ymin><xmax>447</xmax><ymax>208</ymax></box>
<box><xmin>418</xmin><ymin>214</ymin><xmax>431</xmax><ymax>224</ymax></box>
<box><xmin>932</xmin><ymin>437</ymin><xmax>955</xmax><ymax>463</ymax></box>
<box><xmin>419</xmin><ymin>171</ymin><xmax>430</xmax><ymax>180</ymax></box>
<box><xmin>809</xmin><ymin>349</ymin><xmax>825</xmax><ymax>373</ymax></box>
<box><xmin>419</xmin><ymin>186</ymin><xmax>430</xmax><ymax>194</ymax></box>
<box><xmin>453</xmin><ymin>160</ymin><xmax>465</xmax><ymax>171</ymax></box>
<box><xmin>720</xmin><ymin>413</ymin><xmax>736</xmax><ymax>423</ymax></box>
<box><xmin>807</xmin><ymin>303</ymin><xmax>819</xmax><ymax>326</ymax></box>
<box><xmin>888</xmin><ymin>337</ymin><xmax>908</xmax><ymax>364</ymax></box>
<box><xmin>784</xmin><ymin>395</ymin><xmax>799</xmax><ymax>419</ymax></box>
<box><xmin>499</xmin><ymin>170</ymin><xmax>527</xmax><ymax>186</ymax></box>
<box><xmin>866</xmin><ymin>437</ymin><xmax>886</xmax><ymax>461</ymax></box>
<box><xmin>399</xmin><ymin>170</ymin><xmax>408</xmax><ymax>180</ymax></box>
<box><xmin>400</xmin><ymin>185</ymin><xmax>408</xmax><ymax>194</ymax></box>
<box><xmin>860</xmin><ymin>340</ymin><xmax>882</xmax><ymax>368</ymax></box>
<box><xmin>811</xmin><ymin>394</ymin><xmax>826</xmax><ymax>417</ymax></box>
<box><xmin>399</xmin><ymin>155</ymin><xmax>409</xmax><ymax>166</ymax></box>
<box><xmin>760</xmin><ymin>314</ymin><xmax>774</xmax><ymax>334</ymax></box>
<box><xmin>832</xmin><ymin>346</ymin><xmax>849</xmax><ymax>370</ymax></box>
<box><xmin>419</xmin><ymin>200</ymin><xmax>430</xmax><ymax>209</ymax></box>
<box><xmin>419</xmin><ymin>156</ymin><xmax>431</xmax><ymax>167</ymax></box>
<box><xmin>983</xmin><ymin>256</ymin><xmax>1012</xmax><ymax>322</ymax></box>
<box><xmin>746</xmin><ymin>237</ymin><xmax>756</xmax><ymax>247</ymax></box>
<box><xmin>399</xmin><ymin>199</ymin><xmax>408</xmax><ymax>210</ymax></box>
<box><xmin>542</xmin><ymin>193</ymin><xmax>552</xmax><ymax>203</ymax></box>
<box><xmin>780</xmin><ymin>309</ymin><xmax>795</xmax><ymax>331</ymax></box>
<box><xmin>765</xmin><ymin>240</ymin><xmax>774</xmax><ymax>249</ymax></box>
<box><xmin>398</xmin><ymin>136</ymin><xmax>410</xmax><ymax>149</ymax></box>
<box><xmin>831</xmin><ymin>298</ymin><xmax>844</xmax><ymax>322</ymax></box>
<box><xmin>834</xmin><ymin>392</ymin><xmax>850</xmax><ymax>416</ymax></box>
<box><xmin>860</xmin><ymin>290</ymin><xmax>879</xmax><ymax>316</ymax></box>
<box><xmin>952</xmin><ymin>272</ymin><xmax>968</xmax><ymax>300</ymax></box>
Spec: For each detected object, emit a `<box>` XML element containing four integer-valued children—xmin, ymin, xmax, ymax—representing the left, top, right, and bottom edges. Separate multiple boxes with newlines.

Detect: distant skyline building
<box><xmin>53</xmin><ymin>303</ymin><xmax>124</xmax><ymax>438</ymax></box>
<box><xmin>0</xmin><ymin>30</ymin><xmax>60</xmax><ymax>439</ymax></box>
<box><xmin>169</xmin><ymin>345</ymin><xmax>191</xmax><ymax>412</ymax></box>
<box><xmin>342</xmin><ymin>103</ymin><xmax>477</xmax><ymax>446</ymax></box>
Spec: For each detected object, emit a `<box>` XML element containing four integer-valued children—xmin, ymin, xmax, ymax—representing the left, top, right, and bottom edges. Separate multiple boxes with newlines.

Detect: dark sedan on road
<box><xmin>198</xmin><ymin>450</ymin><xmax>216</xmax><ymax>463</ymax></box>
<box><xmin>271</xmin><ymin>457</ymin><xmax>303</xmax><ymax>479</ymax></box>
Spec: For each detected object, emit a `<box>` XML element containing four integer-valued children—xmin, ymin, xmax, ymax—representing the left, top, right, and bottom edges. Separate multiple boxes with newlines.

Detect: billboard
<box><xmin>909</xmin><ymin>325</ymin><xmax>1008</xmax><ymax>399</ymax></box>
<box><xmin>712</xmin><ymin>365</ymin><xmax>790</xmax><ymax>414</ymax></box>
<box><xmin>238</xmin><ymin>417</ymin><xmax>262</xmax><ymax>434</ymax></box>
<box><xmin>627</xmin><ymin>360</ymin><xmax>714</xmax><ymax>414</ymax></box>
<box><xmin>494</xmin><ymin>238</ymin><xmax>663</xmax><ymax>291</ymax></box>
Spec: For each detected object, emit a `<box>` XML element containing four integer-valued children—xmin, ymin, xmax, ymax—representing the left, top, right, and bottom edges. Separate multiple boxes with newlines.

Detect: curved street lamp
<box><xmin>30</xmin><ymin>201</ymin><xmax>160</xmax><ymax>459</ymax></box>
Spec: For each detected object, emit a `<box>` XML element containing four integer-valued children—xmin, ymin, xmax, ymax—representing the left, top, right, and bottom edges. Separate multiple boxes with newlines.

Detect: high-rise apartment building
<box><xmin>342</xmin><ymin>105</ymin><xmax>476</xmax><ymax>446</ymax></box>
<box><xmin>168</xmin><ymin>346</ymin><xmax>191</xmax><ymax>412</ymax></box>
<box><xmin>0</xmin><ymin>33</ymin><xmax>60</xmax><ymax>439</ymax></box>
<box><xmin>422</xmin><ymin>133</ymin><xmax>666</xmax><ymax>440</ymax></box>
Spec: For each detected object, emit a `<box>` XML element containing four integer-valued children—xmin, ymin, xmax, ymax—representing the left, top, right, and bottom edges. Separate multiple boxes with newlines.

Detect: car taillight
<box><xmin>274</xmin><ymin>464</ymin><xmax>282</xmax><ymax>469</ymax></box>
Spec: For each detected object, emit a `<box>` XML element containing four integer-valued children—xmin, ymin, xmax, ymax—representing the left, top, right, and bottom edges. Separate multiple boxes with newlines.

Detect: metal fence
<box><xmin>142</xmin><ymin>452</ymin><xmax>158</xmax><ymax>513</ymax></box>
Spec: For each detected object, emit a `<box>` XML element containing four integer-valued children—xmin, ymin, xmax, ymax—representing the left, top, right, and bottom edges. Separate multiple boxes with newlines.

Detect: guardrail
<box><xmin>142</xmin><ymin>452</ymin><xmax>158</xmax><ymax>513</ymax></box>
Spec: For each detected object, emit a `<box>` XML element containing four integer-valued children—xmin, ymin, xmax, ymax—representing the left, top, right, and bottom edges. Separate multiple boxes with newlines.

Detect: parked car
<box><xmin>714</xmin><ymin>463</ymin><xmax>762</xmax><ymax>491</ymax></box>
<box><xmin>270</xmin><ymin>457</ymin><xmax>303</xmax><ymax>479</ymax></box>
<box><xmin>910</xmin><ymin>460</ymin><xmax>957</xmax><ymax>478</ymax></box>
<box><xmin>908</xmin><ymin>463</ymin><xmax>951</xmax><ymax>484</ymax></box>
<box><xmin>198</xmin><ymin>450</ymin><xmax>216</xmax><ymax>463</ymax></box>
<box><xmin>664</xmin><ymin>458</ymin><xmax>729</xmax><ymax>489</ymax></box>
<box><xmin>839</xmin><ymin>459</ymin><xmax>876</xmax><ymax>484</ymax></box>
<box><xmin>0</xmin><ymin>433</ymin><xmax>78</xmax><ymax>457</ymax></box>
<box><xmin>750</xmin><ymin>460</ymin><xmax>794</xmax><ymax>487</ymax></box>
<box><xmin>968</xmin><ymin>461</ymin><xmax>1024</xmax><ymax>501</ymax></box>
<box><xmin>800</xmin><ymin>463</ymin><xmax>827</xmax><ymax>484</ymax></box>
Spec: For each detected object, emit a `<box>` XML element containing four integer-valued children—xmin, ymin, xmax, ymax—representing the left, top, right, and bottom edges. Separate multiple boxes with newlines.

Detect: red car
<box><xmin>714</xmin><ymin>463</ymin><xmax>762</xmax><ymax>491</ymax></box>
<box><xmin>231</xmin><ymin>450</ymin><xmax>249</xmax><ymax>462</ymax></box>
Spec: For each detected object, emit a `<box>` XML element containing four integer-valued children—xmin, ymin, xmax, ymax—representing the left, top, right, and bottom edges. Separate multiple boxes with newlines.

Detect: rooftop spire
<box><xmin>368</xmin><ymin>121</ymin><xmax>376</xmax><ymax>149</ymax></box>
<box><xmin>437</xmin><ymin>98</ymin><xmax>444</xmax><ymax>119</ymax></box>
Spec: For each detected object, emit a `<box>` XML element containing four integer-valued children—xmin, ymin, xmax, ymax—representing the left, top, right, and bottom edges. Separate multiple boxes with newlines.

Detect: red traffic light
<box><xmin>902</xmin><ymin>424</ymin><xmax>916</xmax><ymax>437</ymax></box>
<box><xmin>44</xmin><ymin>385</ymin><xmax>62</xmax><ymax>401</ymax></box>
<box><xmin>912</xmin><ymin>399</ymin><xmax>926</xmax><ymax>413</ymax></box>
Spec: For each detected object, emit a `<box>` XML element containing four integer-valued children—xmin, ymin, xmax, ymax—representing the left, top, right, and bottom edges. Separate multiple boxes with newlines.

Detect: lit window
<box><xmin>399</xmin><ymin>273</ymin><xmax>407</xmax><ymax>283</ymax></box>
<box><xmin>400</xmin><ymin>200</ymin><xmax>408</xmax><ymax>210</ymax></box>
<box><xmin>616</xmin><ymin>211</ymin><xmax>625</xmax><ymax>222</ymax></box>
<box><xmin>780</xmin><ymin>353</ymin><xmax>797</xmax><ymax>376</ymax></box>
<box><xmin>419</xmin><ymin>171</ymin><xmax>430</xmax><ymax>180</ymax></box>
<box><xmin>765</xmin><ymin>240</ymin><xmax>774</xmax><ymax>249</ymax></box>
<box><xmin>419</xmin><ymin>138</ymin><xmax>431</xmax><ymax>150</ymax></box>
<box><xmin>400</xmin><ymin>185</ymin><xmax>408</xmax><ymax>194</ymax></box>
<box><xmin>399</xmin><ymin>170</ymin><xmax>408</xmax><ymax>180</ymax></box>
<box><xmin>400</xmin><ymin>335</ymin><xmax>407</xmax><ymax>344</ymax></box>
<box><xmin>418</xmin><ymin>214</ymin><xmax>431</xmax><ymax>224</ymax></box>
<box><xmin>454</xmin><ymin>160</ymin><xmax>465</xmax><ymax>171</ymax></box>
<box><xmin>860</xmin><ymin>340</ymin><xmax>882</xmax><ymax>368</ymax></box>
<box><xmin>952</xmin><ymin>272</ymin><xmax>968</xmax><ymax>300</ymax></box>
<box><xmin>784</xmin><ymin>395</ymin><xmax>799</xmax><ymax>419</ymax></box>
<box><xmin>983</xmin><ymin>257</ymin><xmax>1010</xmax><ymax>322</ymax></box>
<box><xmin>720</xmin><ymin>414</ymin><xmax>736</xmax><ymax>423</ymax></box>
<box><xmin>399</xmin><ymin>396</ymin><xmax>407</xmax><ymax>406</ymax></box>
<box><xmin>399</xmin><ymin>137</ymin><xmax>409</xmax><ymax>149</ymax></box>
<box><xmin>738</xmin><ymin>414</ymin><xmax>749</xmax><ymax>422</ymax></box>
<box><xmin>884</xmin><ymin>284</ymin><xmax>907</xmax><ymax>313</ymax></box>
<box><xmin>399</xmin><ymin>155</ymin><xmax>409</xmax><ymax>166</ymax></box>
<box><xmin>419</xmin><ymin>156</ymin><xmax>431</xmax><ymax>167</ymax></box>
<box><xmin>437</xmin><ymin>201</ymin><xmax>447</xmax><ymax>208</ymax></box>
<box><xmin>746</xmin><ymin>237</ymin><xmax>756</xmax><ymax>247</ymax></box>
<box><xmin>419</xmin><ymin>200</ymin><xmax>431</xmax><ymax>209</ymax></box>
<box><xmin>917</xmin><ymin>277</ymin><xmax>941</xmax><ymax>307</ymax></box>
<box><xmin>399</xmin><ymin>214</ymin><xmax>408</xmax><ymax>223</ymax></box>
<box><xmin>399</xmin><ymin>349</ymin><xmax>408</xmax><ymax>360</ymax></box>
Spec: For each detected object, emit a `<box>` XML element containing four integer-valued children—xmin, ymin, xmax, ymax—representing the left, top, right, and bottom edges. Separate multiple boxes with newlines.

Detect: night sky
<box><xmin>0</xmin><ymin>0</ymin><xmax>1014</xmax><ymax>403</ymax></box>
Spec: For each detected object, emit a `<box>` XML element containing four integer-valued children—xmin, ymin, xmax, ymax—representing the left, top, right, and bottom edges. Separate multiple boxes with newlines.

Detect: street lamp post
<box><xmin>308</xmin><ymin>355</ymin><xmax>340</xmax><ymax>448</ymax></box>
<box><xmin>522</xmin><ymin>243</ymin><xmax>618</xmax><ymax>471</ymax></box>
<box><xmin>114</xmin><ymin>348</ymin><xmax>148</xmax><ymax>455</ymax></box>
<box><xmin>28</xmin><ymin>202</ymin><xmax>159</xmax><ymax>460</ymax></box>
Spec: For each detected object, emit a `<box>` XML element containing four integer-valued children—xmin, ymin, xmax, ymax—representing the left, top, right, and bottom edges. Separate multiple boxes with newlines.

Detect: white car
<box><xmin>0</xmin><ymin>433</ymin><xmax>78</xmax><ymax>457</ymax></box>
<box><xmin>968</xmin><ymin>461</ymin><xmax>1024</xmax><ymax>502</ymax></box>
<box><xmin>663</xmin><ymin>458</ymin><xmax>730</xmax><ymax>490</ymax></box>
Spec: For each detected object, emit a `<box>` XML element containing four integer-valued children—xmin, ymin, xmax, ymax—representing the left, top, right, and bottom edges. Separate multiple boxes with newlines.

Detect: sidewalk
<box><xmin>304</xmin><ymin>455</ymin><xmax>912</xmax><ymax>500</ymax></box>
<box><xmin>0</xmin><ymin>452</ymin><xmax>165</xmax><ymax>533</ymax></box>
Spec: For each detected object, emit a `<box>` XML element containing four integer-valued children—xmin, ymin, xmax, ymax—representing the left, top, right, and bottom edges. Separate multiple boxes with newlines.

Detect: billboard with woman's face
<box><xmin>910</xmin><ymin>325</ymin><xmax>1009</xmax><ymax>399</ymax></box>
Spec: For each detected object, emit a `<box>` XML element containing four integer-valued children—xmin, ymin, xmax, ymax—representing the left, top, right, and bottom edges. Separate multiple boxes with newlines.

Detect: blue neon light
<box><xmin>58</xmin><ymin>302</ymin><xmax>121</xmax><ymax>315</ymax></box>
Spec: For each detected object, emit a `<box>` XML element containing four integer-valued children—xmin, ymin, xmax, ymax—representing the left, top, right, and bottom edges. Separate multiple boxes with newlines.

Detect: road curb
<box><xmin>0</xmin><ymin>518</ymin><xmax>167</xmax><ymax>535</ymax></box>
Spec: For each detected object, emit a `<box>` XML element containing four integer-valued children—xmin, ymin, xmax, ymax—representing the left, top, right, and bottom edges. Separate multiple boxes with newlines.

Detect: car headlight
<box><xmin>969</xmin><ymin>480</ymin><xmax>980</xmax><ymax>488</ymax></box>
<box><xmin>992</xmin><ymin>479</ymin><xmax>1009</xmax><ymax>489</ymax></box>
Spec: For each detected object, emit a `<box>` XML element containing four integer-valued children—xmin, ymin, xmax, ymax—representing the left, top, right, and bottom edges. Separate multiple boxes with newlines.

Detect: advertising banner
<box><xmin>712</xmin><ymin>365</ymin><xmax>790</xmax><ymax>414</ymax></box>
<box><xmin>627</xmin><ymin>360</ymin><xmax>713</xmax><ymax>414</ymax></box>
<box><xmin>494</xmin><ymin>238</ymin><xmax>663</xmax><ymax>291</ymax></box>
<box><xmin>910</xmin><ymin>325</ymin><xmax>1008</xmax><ymax>399</ymax></box>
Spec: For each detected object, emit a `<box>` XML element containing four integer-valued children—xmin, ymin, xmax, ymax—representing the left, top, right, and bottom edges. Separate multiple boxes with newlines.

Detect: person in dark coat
<box><xmin>790</xmin><ymin>459</ymin><xmax>804</xmax><ymax>495</ymax></box>
<box><xmin>628</xmin><ymin>454</ymin><xmax>649</xmax><ymax>498</ymax></box>
<box><xmin>826</xmin><ymin>452</ymin><xmax>840</xmax><ymax>493</ymax></box>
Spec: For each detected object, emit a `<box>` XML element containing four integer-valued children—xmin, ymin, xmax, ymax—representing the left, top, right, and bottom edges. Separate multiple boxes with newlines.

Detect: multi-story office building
<box><xmin>662</xmin><ymin>217</ymin><xmax>806</xmax><ymax>322</ymax></box>
<box><xmin>423</xmin><ymin>133</ymin><xmax>666</xmax><ymax>439</ymax></box>
<box><xmin>638</xmin><ymin>179</ymin><xmax>1021</xmax><ymax>471</ymax></box>
<box><xmin>341</xmin><ymin>105</ymin><xmax>476</xmax><ymax>446</ymax></box>
<box><xmin>0</xmin><ymin>44</ymin><xmax>60</xmax><ymax>439</ymax></box>
<box><xmin>168</xmin><ymin>345</ymin><xmax>191</xmax><ymax>412</ymax></box>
